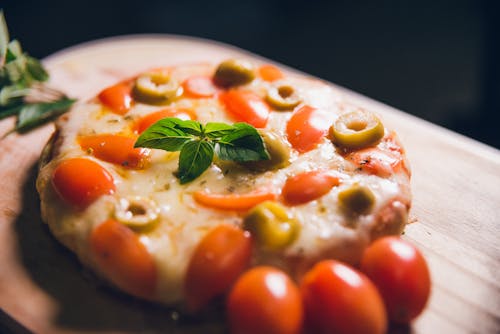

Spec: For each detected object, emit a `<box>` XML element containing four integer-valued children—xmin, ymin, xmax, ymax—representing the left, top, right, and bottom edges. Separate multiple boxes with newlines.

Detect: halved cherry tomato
<box><xmin>286</xmin><ymin>105</ymin><xmax>334</xmax><ymax>153</ymax></box>
<box><xmin>182</xmin><ymin>76</ymin><xmax>218</xmax><ymax>98</ymax></box>
<box><xmin>185</xmin><ymin>225</ymin><xmax>252</xmax><ymax>311</ymax></box>
<box><xmin>219</xmin><ymin>90</ymin><xmax>270</xmax><ymax>128</ymax></box>
<box><xmin>282</xmin><ymin>170</ymin><xmax>340</xmax><ymax>205</ymax></box>
<box><xmin>134</xmin><ymin>108</ymin><xmax>197</xmax><ymax>134</ymax></box>
<box><xmin>193</xmin><ymin>189</ymin><xmax>277</xmax><ymax>211</ymax></box>
<box><xmin>258</xmin><ymin>64</ymin><xmax>284</xmax><ymax>82</ymax></box>
<box><xmin>301</xmin><ymin>260</ymin><xmax>387</xmax><ymax>334</ymax></box>
<box><xmin>79</xmin><ymin>134</ymin><xmax>150</xmax><ymax>169</ymax></box>
<box><xmin>52</xmin><ymin>158</ymin><xmax>115</xmax><ymax>209</ymax></box>
<box><xmin>360</xmin><ymin>237</ymin><xmax>431</xmax><ymax>323</ymax></box>
<box><xmin>227</xmin><ymin>266</ymin><xmax>303</xmax><ymax>334</ymax></box>
<box><xmin>98</xmin><ymin>81</ymin><xmax>133</xmax><ymax>115</ymax></box>
<box><xmin>90</xmin><ymin>219</ymin><xmax>157</xmax><ymax>299</ymax></box>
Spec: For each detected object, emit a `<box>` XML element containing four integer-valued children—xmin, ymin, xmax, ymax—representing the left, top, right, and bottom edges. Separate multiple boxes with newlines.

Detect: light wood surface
<box><xmin>0</xmin><ymin>35</ymin><xmax>499</xmax><ymax>334</ymax></box>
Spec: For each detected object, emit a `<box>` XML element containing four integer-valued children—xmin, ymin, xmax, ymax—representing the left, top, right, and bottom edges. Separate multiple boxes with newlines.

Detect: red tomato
<box><xmin>90</xmin><ymin>219</ymin><xmax>157</xmax><ymax>299</ymax></box>
<box><xmin>134</xmin><ymin>108</ymin><xmax>197</xmax><ymax>133</ymax></box>
<box><xmin>79</xmin><ymin>134</ymin><xmax>150</xmax><ymax>169</ymax></box>
<box><xmin>286</xmin><ymin>105</ymin><xmax>334</xmax><ymax>153</ymax></box>
<box><xmin>185</xmin><ymin>225</ymin><xmax>253</xmax><ymax>311</ymax></box>
<box><xmin>282</xmin><ymin>170</ymin><xmax>340</xmax><ymax>205</ymax></box>
<box><xmin>227</xmin><ymin>267</ymin><xmax>303</xmax><ymax>334</ymax></box>
<box><xmin>219</xmin><ymin>90</ymin><xmax>270</xmax><ymax>128</ymax></box>
<box><xmin>52</xmin><ymin>158</ymin><xmax>115</xmax><ymax>209</ymax></box>
<box><xmin>182</xmin><ymin>76</ymin><xmax>218</xmax><ymax>98</ymax></box>
<box><xmin>360</xmin><ymin>237</ymin><xmax>431</xmax><ymax>323</ymax></box>
<box><xmin>301</xmin><ymin>260</ymin><xmax>387</xmax><ymax>334</ymax></box>
<box><xmin>98</xmin><ymin>82</ymin><xmax>133</xmax><ymax>115</ymax></box>
<box><xmin>258</xmin><ymin>64</ymin><xmax>284</xmax><ymax>82</ymax></box>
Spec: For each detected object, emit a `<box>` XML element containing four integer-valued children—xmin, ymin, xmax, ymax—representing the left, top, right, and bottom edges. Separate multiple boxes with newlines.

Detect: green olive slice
<box><xmin>213</xmin><ymin>59</ymin><xmax>255</xmax><ymax>87</ymax></box>
<box><xmin>330</xmin><ymin>110</ymin><xmax>384</xmax><ymax>149</ymax></box>
<box><xmin>243</xmin><ymin>201</ymin><xmax>299</xmax><ymax>250</ymax></box>
<box><xmin>265</xmin><ymin>82</ymin><xmax>301</xmax><ymax>110</ymax></box>
<box><xmin>114</xmin><ymin>196</ymin><xmax>160</xmax><ymax>227</ymax></box>
<box><xmin>243</xmin><ymin>130</ymin><xmax>290</xmax><ymax>171</ymax></box>
<box><xmin>338</xmin><ymin>184</ymin><xmax>375</xmax><ymax>214</ymax></box>
<box><xmin>133</xmin><ymin>72</ymin><xmax>181</xmax><ymax>105</ymax></box>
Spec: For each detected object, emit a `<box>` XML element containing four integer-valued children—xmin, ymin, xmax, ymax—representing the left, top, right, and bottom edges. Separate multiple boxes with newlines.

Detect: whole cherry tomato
<box><xmin>360</xmin><ymin>236</ymin><xmax>431</xmax><ymax>323</ymax></box>
<box><xmin>227</xmin><ymin>266</ymin><xmax>303</xmax><ymax>334</ymax></box>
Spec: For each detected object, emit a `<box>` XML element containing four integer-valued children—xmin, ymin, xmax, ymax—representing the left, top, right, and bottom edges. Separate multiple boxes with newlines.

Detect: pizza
<box><xmin>36</xmin><ymin>58</ymin><xmax>412</xmax><ymax>328</ymax></box>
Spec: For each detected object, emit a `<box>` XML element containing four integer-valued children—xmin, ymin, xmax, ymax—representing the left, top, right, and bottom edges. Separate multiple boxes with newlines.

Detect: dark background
<box><xmin>3</xmin><ymin>0</ymin><xmax>499</xmax><ymax>148</ymax></box>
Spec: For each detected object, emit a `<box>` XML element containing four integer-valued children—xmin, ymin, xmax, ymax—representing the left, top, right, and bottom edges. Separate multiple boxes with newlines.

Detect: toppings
<box><xmin>242</xmin><ymin>130</ymin><xmax>290</xmax><ymax>171</ymax></box>
<box><xmin>282</xmin><ymin>170</ymin><xmax>340</xmax><ymax>205</ymax></box>
<box><xmin>338</xmin><ymin>183</ymin><xmax>376</xmax><ymax>215</ymax></box>
<box><xmin>98</xmin><ymin>82</ymin><xmax>133</xmax><ymax>115</ymax></box>
<box><xmin>134</xmin><ymin>108</ymin><xmax>196</xmax><ymax>134</ymax></box>
<box><xmin>257</xmin><ymin>64</ymin><xmax>284</xmax><ymax>82</ymax></box>
<box><xmin>193</xmin><ymin>189</ymin><xmax>277</xmax><ymax>211</ymax></box>
<box><xmin>214</xmin><ymin>59</ymin><xmax>255</xmax><ymax>87</ymax></box>
<box><xmin>132</xmin><ymin>71</ymin><xmax>182</xmax><ymax>105</ymax></box>
<box><xmin>182</xmin><ymin>75</ymin><xmax>218</xmax><ymax>98</ymax></box>
<box><xmin>219</xmin><ymin>90</ymin><xmax>270</xmax><ymax>128</ymax></box>
<box><xmin>243</xmin><ymin>201</ymin><xmax>299</xmax><ymax>250</ymax></box>
<box><xmin>52</xmin><ymin>158</ymin><xmax>115</xmax><ymax>209</ymax></box>
<box><xmin>265</xmin><ymin>82</ymin><xmax>302</xmax><ymax>111</ymax></box>
<box><xmin>227</xmin><ymin>267</ymin><xmax>303</xmax><ymax>334</ymax></box>
<box><xmin>114</xmin><ymin>196</ymin><xmax>159</xmax><ymax>228</ymax></box>
<box><xmin>330</xmin><ymin>109</ymin><xmax>384</xmax><ymax>149</ymax></box>
<box><xmin>90</xmin><ymin>219</ymin><xmax>157</xmax><ymax>299</ymax></box>
<box><xmin>79</xmin><ymin>134</ymin><xmax>150</xmax><ymax>169</ymax></box>
<box><xmin>185</xmin><ymin>225</ymin><xmax>252</xmax><ymax>311</ymax></box>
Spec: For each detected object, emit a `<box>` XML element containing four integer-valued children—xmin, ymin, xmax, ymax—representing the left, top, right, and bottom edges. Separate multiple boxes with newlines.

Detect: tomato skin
<box><xmin>258</xmin><ymin>64</ymin><xmax>284</xmax><ymax>82</ymax></box>
<box><xmin>98</xmin><ymin>82</ymin><xmax>133</xmax><ymax>115</ymax></box>
<box><xmin>79</xmin><ymin>134</ymin><xmax>150</xmax><ymax>169</ymax></box>
<box><xmin>360</xmin><ymin>237</ymin><xmax>431</xmax><ymax>323</ymax></box>
<box><xmin>134</xmin><ymin>108</ymin><xmax>197</xmax><ymax>133</ymax></box>
<box><xmin>185</xmin><ymin>225</ymin><xmax>253</xmax><ymax>311</ymax></box>
<box><xmin>52</xmin><ymin>158</ymin><xmax>115</xmax><ymax>209</ymax></box>
<box><xmin>286</xmin><ymin>105</ymin><xmax>334</xmax><ymax>153</ymax></box>
<box><xmin>90</xmin><ymin>219</ymin><xmax>157</xmax><ymax>299</ymax></box>
<box><xmin>219</xmin><ymin>90</ymin><xmax>270</xmax><ymax>128</ymax></box>
<box><xmin>301</xmin><ymin>260</ymin><xmax>387</xmax><ymax>334</ymax></box>
<box><xmin>228</xmin><ymin>267</ymin><xmax>303</xmax><ymax>334</ymax></box>
<box><xmin>282</xmin><ymin>170</ymin><xmax>340</xmax><ymax>205</ymax></box>
<box><xmin>182</xmin><ymin>76</ymin><xmax>218</xmax><ymax>98</ymax></box>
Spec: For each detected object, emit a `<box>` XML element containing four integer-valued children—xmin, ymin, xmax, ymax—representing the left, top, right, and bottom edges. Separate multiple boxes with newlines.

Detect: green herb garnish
<box><xmin>135</xmin><ymin>118</ymin><xmax>270</xmax><ymax>184</ymax></box>
<box><xmin>0</xmin><ymin>11</ymin><xmax>75</xmax><ymax>136</ymax></box>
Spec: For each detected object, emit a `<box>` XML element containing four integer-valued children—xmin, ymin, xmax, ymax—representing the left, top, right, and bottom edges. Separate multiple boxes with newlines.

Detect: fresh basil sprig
<box><xmin>135</xmin><ymin>118</ymin><xmax>270</xmax><ymax>184</ymax></box>
<box><xmin>0</xmin><ymin>11</ymin><xmax>75</xmax><ymax>136</ymax></box>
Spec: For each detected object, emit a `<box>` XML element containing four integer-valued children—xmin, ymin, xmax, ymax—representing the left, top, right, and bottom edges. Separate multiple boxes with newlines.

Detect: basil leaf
<box><xmin>163</xmin><ymin>117</ymin><xmax>203</xmax><ymax>136</ymax></box>
<box><xmin>135</xmin><ymin>118</ymin><xmax>195</xmax><ymax>151</ymax></box>
<box><xmin>0</xmin><ymin>103</ymin><xmax>23</xmax><ymax>120</ymax></box>
<box><xmin>0</xmin><ymin>11</ymin><xmax>8</xmax><ymax>66</ymax></box>
<box><xmin>0</xmin><ymin>84</ymin><xmax>28</xmax><ymax>106</ymax></box>
<box><xmin>26</xmin><ymin>57</ymin><xmax>48</xmax><ymax>82</ymax></box>
<box><xmin>216</xmin><ymin>123</ymin><xmax>269</xmax><ymax>162</ymax></box>
<box><xmin>15</xmin><ymin>97</ymin><xmax>75</xmax><ymax>133</ymax></box>
<box><xmin>204</xmin><ymin>122</ymin><xmax>235</xmax><ymax>138</ymax></box>
<box><xmin>178</xmin><ymin>139</ymin><xmax>214</xmax><ymax>184</ymax></box>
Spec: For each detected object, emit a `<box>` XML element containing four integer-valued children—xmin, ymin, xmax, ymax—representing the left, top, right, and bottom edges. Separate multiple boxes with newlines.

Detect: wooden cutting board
<box><xmin>0</xmin><ymin>35</ymin><xmax>499</xmax><ymax>334</ymax></box>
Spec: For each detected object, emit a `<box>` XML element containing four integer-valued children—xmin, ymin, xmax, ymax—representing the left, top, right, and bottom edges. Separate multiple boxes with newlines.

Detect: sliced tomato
<box><xmin>182</xmin><ymin>75</ymin><xmax>218</xmax><ymax>98</ymax></box>
<box><xmin>257</xmin><ymin>64</ymin><xmax>284</xmax><ymax>82</ymax></box>
<box><xmin>90</xmin><ymin>219</ymin><xmax>157</xmax><ymax>299</ymax></box>
<box><xmin>98</xmin><ymin>81</ymin><xmax>133</xmax><ymax>115</ymax></box>
<box><xmin>185</xmin><ymin>225</ymin><xmax>253</xmax><ymax>311</ymax></box>
<box><xmin>134</xmin><ymin>108</ymin><xmax>197</xmax><ymax>134</ymax></box>
<box><xmin>282</xmin><ymin>170</ymin><xmax>340</xmax><ymax>205</ymax></box>
<box><xmin>193</xmin><ymin>189</ymin><xmax>277</xmax><ymax>211</ymax></box>
<box><xmin>52</xmin><ymin>158</ymin><xmax>115</xmax><ymax>209</ymax></box>
<box><xmin>79</xmin><ymin>134</ymin><xmax>150</xmax><ymax>169</ymax></box>
<box><xmin>227</xmin><ymin>267</ymin><xmax>303</xmax><ymax>334</ymax></box>
<box><xmin>286</xmin><ymin>105</ymin><xmax>334</xmax><ymax>153</ymax></box>
<box><xmin>219</xmin><ymin>90</ymin><xmax>270</xmax><ymax>128</ymax></box>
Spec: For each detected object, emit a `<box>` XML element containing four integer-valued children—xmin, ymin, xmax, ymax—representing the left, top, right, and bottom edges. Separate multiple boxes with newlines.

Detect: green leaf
<box><xmin>204</xmin><ymin>122</ymin><xmax>235</xmax><ymax>138</ymax></box>
<box><xmin>0</xmin><ymin>11</ymin><xmax>9</xmax><ymax>66</ymax></box>
<box><xmin>14</xmin><ymin>97</ymin><xmax>75</xmax><ymax>133</ymax></box>
<box><xmin>216</xmin><ymin>123</ymin><xmax>269</xmax><ymax>162</ymax></box>
<box><xmin>134</xmin><ymin>118</ymin><xmax>195</xmax><ymax>151</ymax></box>
<box><xmin>6</xmin><ymin>40</ymin><xmax>22</xmax><ymax>62</ymax></box>
<box><xmin>0</xmin><ymin>103</ymin><xmax>23</xmax><ymax>120</ymax></box>
<box><xmin>0</xmin><ymin>84</ymin><xmax>28</xmax><ymax>106</ymax></box>
<box><xmin>26</xmin><ymin>57</ymin><xmax>48</xmax><ymax>82</ymax></box>
<box><xmin>178</xmin><ymin>139</ymin><xmax>214</xmax><ymax>184</ymax></box>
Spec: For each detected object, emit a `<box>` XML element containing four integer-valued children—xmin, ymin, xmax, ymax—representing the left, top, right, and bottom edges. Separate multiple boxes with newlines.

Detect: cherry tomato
<box><xmin>98</xmin><ymin>81</ymin><xmax>133</xmax><ymax>115</ymax></box>
<box><xmin>301</xmin><ymin>260</ymin><xmax>387</xmax><ymax>334</ymax></box>
<box><xmin>282</xmin><ymin>170</ymin><xmax>340</xmax><ymax>205</ymax></box>
<box><xmin>52</xmin><ymin>158</ymin><xmax>115</xmax><ymax>209</ymax></box>
<box><xmin>79</xmin><ymin>134</ymin><xmax>150</xmax><ymax>169</ymax></box>
<box><xmin>182</xmin><ymin>76</ymin><xmax>218</xmax><ymax>98</ymax></box>
<box><xmin>90</xmin><ymin>219</ymin><xmax>157</xmax><ymax>299</ymax></box>
<box><xmin>219</xmin><ymin>90</ymin><xmax>270</xmax><ymax>128</ymax></box>
<box><xmin>286</xmin><ymin>105</ymin><xmax>334</xmax><ymax>153</ymax></box>
<box><xmin>227</xmin><ymin>266</ymin><xmax>303</xmax><ymax>334</ymax></box>
<box><xmin>185</xmin><ymin>225</ymin><xmax>253</xmax><ymax>311</ymax></box>
<box><xmin>360</xmin><ymin>237</ymin><xmax>431</xmax><ymax>323</ymax></box>
<box><xmin>134</xmin><ymin>108</ymin><xmax>197</xmax><ymax>134</ymax></box>
<box><xmin>258</xmin><ymin>64</ymin><xmax>284</xmax><ymax>82</ymax></box>
<box><xmin>193</xmin><ymin>189</ymin><xmax>277</xmax><ymax>211</ymax></box>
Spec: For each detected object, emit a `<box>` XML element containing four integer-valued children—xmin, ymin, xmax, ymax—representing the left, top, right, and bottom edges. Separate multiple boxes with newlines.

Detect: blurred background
<box><xmin>3</xmin><ymin>0</ymin><xmax>499</xmax><ymax>148</ymax></box>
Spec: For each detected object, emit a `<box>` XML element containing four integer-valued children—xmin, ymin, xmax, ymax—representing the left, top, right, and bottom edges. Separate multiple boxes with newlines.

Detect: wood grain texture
<box><xmin>0</xmin><ymin>36</ymin><xmax>499</xmax><ymax>334</ymax></box>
